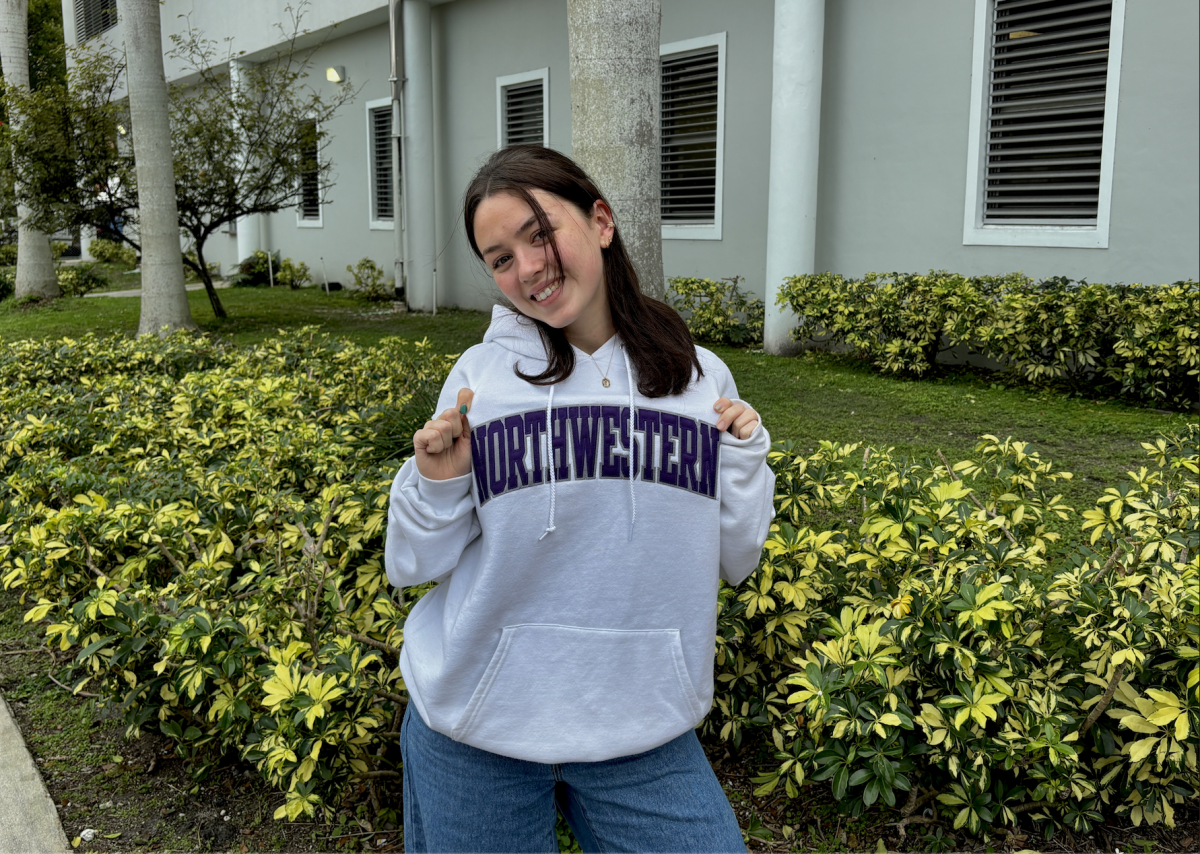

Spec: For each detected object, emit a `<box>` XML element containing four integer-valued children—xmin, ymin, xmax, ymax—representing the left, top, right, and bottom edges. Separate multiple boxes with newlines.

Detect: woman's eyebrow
<box><xmin>482</xmin><ymin>214</ymin><xmax>539</xmax><ymax>256</ymax></box>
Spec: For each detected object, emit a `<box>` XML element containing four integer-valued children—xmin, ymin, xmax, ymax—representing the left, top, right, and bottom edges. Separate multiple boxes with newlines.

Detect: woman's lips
<box><xmin>531</xmin><ymin>277</ymin><xmax>563</xmax><ymax>303</ymax></box>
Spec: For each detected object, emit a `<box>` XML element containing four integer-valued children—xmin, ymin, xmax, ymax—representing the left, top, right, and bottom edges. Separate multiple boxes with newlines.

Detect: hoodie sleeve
<box><xmin>708</xmin><ymin>355</ymin><xmax>776</xmax><ymax>588</ymax></box>
<box><xmin>384</xmin><ymin>356</ymin><xmax>482</xmax><ymax>589</ymax></box>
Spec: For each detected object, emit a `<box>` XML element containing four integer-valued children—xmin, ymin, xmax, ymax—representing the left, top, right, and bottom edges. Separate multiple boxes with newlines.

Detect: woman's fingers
<box><xmin>732</xmin><ymin>409</ymin><xmax>760</xmax><ymax>439</ymax></box>
<box><xmin>713</xmin><ymin>397</ymin><xmax>759</xmax><ymax>439</ymax></box>
<box><xmin>714</xmin><ymin>398</ymin><xmax>741</xmax><ymax>432</ymax></box>
<box><xmin>414</xmin><ymin>389</ymin><xmax>476</xmax><ymax>479</ymax></box>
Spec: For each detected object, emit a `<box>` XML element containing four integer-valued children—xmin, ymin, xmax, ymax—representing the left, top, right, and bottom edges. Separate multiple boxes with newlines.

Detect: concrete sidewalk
<box><xmin>0</xmin><ymin>693</ymin><xmax>69</xmax><ymax>852</ymax></box>
<box><xmin>85</xmin><ymin>281</ymin><xmax>231</xmax><ymax>298</ymax></box>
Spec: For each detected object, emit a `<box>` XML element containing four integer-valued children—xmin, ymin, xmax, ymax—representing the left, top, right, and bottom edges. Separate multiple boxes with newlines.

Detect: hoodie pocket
<box><xmin>451</xmin><ymin>624</ymin><xmax>706</xmax><ymax>763</ymax></box>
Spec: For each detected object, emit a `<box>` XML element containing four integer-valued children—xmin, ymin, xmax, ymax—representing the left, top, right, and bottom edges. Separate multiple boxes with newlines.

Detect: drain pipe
<box><xmin>389</xmin><ymin>1</ymin><xmax>409</xmax><ymax>309</ymax></box>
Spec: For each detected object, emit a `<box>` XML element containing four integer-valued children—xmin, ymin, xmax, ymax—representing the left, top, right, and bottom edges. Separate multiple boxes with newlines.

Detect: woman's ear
<box><xmin>592</xmin><ymin>200</ymin><xmax>615</xmax><ymax>248</ymax></box>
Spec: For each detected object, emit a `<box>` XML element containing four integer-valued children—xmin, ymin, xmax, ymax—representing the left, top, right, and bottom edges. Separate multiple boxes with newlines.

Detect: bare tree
<box><xmin>8</xmin><ymin>3</ymin><xmax>353</xmax><ymax>320</ymax></box>
<box><xmin>567</xmin><ymin>0</ymin><xmax>664</xmax><ymax>301</ymax></box>
<box><xmin>0</xmin><ymin>0</ymin><xmax>59</xmax><ymax>299</ymax></box>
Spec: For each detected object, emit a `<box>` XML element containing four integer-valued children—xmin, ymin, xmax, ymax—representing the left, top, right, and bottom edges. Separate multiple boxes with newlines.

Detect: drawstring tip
<box><xmin>627</xmin><ymin>524</ymin><xmax>635</xmax><ymax>542</ymax></box>
<box><xmin>539</xmin><ymin>526</ymin><xmax>556</xmax><ymax>541</ymax></box>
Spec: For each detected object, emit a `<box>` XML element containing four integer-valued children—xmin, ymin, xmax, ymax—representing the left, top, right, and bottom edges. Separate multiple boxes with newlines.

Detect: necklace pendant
<box><xmin>602</xmin><ymin>378</ymin><xmax>611</xmax><ymax>388</ymax></box>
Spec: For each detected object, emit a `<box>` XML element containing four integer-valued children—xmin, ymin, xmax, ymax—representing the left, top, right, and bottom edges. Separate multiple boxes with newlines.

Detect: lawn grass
<box><xmin>2</xmin><ymin>286</ymin><xmax>1194</xmax><ymax>520</ymax></box>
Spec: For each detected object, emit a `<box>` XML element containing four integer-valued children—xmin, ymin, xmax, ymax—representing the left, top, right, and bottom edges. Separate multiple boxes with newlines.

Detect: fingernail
<box><xmin>460</xmin><ymin>404</ymin><xmax>468</xmax><ymax>414</ymax></box>
<box><xmin>717</xmin><ymin>420</ymin><xmax>726</xmax><ymax>431</ymax></box>
<box><xmin>714</xmin><ymin>403</ymin><xmax>725</xmax><ymax>412</ymax></box>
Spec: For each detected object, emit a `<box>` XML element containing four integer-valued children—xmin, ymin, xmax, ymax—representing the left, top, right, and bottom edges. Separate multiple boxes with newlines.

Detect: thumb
<box><xmin>456</xmin><ymin>387</ymin><xmax>474</xmax><ymax>415</ymax></box>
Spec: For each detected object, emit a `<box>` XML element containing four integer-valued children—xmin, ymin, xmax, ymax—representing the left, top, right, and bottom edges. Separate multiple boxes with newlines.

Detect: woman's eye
<box><xmin>532</xmin><ymin>229</ymin><xmax>548</xmax><ymax>243</ymax></box>
<box><xmin>492</xmin><ymin>254</ymin><xmax>511</xmax><ymax>270</ymax></box>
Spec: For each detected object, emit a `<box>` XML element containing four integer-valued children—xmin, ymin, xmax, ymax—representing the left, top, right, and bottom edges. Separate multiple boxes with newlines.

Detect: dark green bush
<box><xmin>232</xmin><ymin>249</ymin><xmax>280</xmax><ymax>287</ymax></box>
<box><xmin>778</xmin><ymin>272</ymin><xmax>1199</xmax><ymax>409</ymax></box>
<box><xmin>0</xmin><ymin>243</ymin><xmax>17</xmax><ymax>266</ymax></box>
<box><xmin>0</xmin><ymin>267</ymin><xmax>13</xmax><ymax>301</ymax></box>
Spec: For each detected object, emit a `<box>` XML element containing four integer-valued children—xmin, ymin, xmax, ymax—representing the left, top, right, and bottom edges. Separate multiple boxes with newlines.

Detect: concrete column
<box><xmin>230</xmin><ymin>59</ymin><xmax>263</xmax><ymax>264</ymax></box>
<box><xmin>403</xmin><ymin>0</ymin><xmax>436</xmax><ymax>311</ymax></box>
<box><xmin>763</xmin><ymin>0</ymin><xmax>825</xmax><ymax>356</ymax></box>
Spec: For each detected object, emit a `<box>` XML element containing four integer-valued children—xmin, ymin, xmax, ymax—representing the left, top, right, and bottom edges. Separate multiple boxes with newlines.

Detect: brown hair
<box><xmin>463</xmin><ymin>145</ymin><xmax>701</xmax><ymax>397</ymax></box>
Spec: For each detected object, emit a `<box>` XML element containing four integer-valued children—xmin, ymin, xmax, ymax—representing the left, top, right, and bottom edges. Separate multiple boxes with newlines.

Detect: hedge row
<box><xmin>1</xmin><ymin>330</ymin><xmax>1196</xmax><ymax>840</ymax></box>
<box><xmin>777</xmin><ymin>272</ymin><xmax>1199</xmax><ymax>410</ymax></box>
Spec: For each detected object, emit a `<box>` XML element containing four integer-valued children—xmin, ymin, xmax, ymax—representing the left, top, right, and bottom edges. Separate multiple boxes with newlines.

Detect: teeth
<box><xmin>532</xmin><ymin>279</ymin><xmax>561</xmax><ymax>302</ymax></box>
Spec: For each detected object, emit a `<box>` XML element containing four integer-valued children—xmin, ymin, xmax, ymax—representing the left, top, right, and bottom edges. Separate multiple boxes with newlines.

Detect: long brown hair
<box><xmin>463</xmin><ymin>146</ymin><xmax>701</xmax><ymax>398</ymax></box>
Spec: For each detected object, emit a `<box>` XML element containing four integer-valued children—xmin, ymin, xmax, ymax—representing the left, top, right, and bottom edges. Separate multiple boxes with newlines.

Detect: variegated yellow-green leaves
<box><xmin>666</xmin><ymin>275</ymin><xmax>764</xmax><ymax>348</ymax></box>
<box><xmin>2</xmin><ymin>328</ymin><xmax>1196</xmax><ymax>835</ymax></box>
<box><xmin>717</xmin><ymin>428</ymin><xmax>1197</xmax><ymax>835</ymax></box>
<box><xmin>776</xmin><ymin>272</ymin><xmax>1198</xmax><ymax>409</ymax></box>
<box><xmin>1</xmin><ymin>328</ymin><xmax>453</xmax><ymax>822</ymax></box>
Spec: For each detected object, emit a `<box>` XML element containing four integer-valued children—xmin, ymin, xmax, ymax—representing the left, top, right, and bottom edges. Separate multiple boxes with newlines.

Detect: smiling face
<box><xmin>473</xmin><ymin>189</ymin><xmax>616</xmax><ymax>352</ymax></box>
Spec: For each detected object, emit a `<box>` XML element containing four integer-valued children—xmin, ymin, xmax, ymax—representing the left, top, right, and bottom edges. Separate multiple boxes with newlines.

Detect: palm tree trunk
<box><xmin>567</xmin><ymin>0</ymin><xmax>664</xmax><ymax>301</ymax></box>
<box><xmin>0</xmin><ymin>0</ymin><xmax>60</xmax><ymax>300</ymax></box>
<box><xmin>122</xmin><ymin>0</ymin><xmax>195</xmax><ymax>334</ymax></box>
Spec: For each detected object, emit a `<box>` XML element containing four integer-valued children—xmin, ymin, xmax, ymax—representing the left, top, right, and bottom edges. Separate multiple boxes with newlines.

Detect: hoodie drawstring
<box><xmin>624</xmin><ymin>348</ymin><xmax>637</xmax><ymax>542</ymax></box>
<box><xmin>538</xmin><ymin>383</ymin><xmax>557</xmax><ymax>540</ymax></box>
<box><xmin>537</xmin><ymin>342</ymin><xmax>637</xmax><ymax>542</ymax></box>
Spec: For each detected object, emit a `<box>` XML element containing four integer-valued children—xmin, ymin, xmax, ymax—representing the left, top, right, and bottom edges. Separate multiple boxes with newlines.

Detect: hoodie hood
<box><xmin>483</xmin><ymin>305</ymin><xmax>548</xmax><ymax>360</ymax></box>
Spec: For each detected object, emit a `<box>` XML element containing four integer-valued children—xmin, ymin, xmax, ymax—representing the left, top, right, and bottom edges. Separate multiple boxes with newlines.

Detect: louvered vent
<box><xmin>370</xmin><ymin>106</ymin><xmax>394</xmax><ymax>221</ymax></box>
<box><xmin>298</xmin><ymin>120</ymin><xmax>321</xmax><ymax>221</ymax></box>
<box><xmin>661</xmin><ymin>47</ymin><xmax>719</xmax><ymax>223</ymax></box>
<box><xmin>503</xmin><ymin>81</ymin><xmax>545</xmax><ymax>147</ymax></box>
<box><xmin>984</xmin><ymin>0</ymin><xmax>1113</xmax><ymax>223</ymax></box>
<box><xmin>74</xmin><ymin>0</ymin><xmax>118</xmax><ymax>42</ymax></box>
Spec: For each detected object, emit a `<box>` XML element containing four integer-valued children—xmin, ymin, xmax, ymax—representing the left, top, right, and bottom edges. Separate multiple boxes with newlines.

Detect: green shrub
<box><xmin>0</xmin><ymin>329</ymin><xmax>452</xmax><ymax>821</ymax></box>
<box><xmin>55</xmin><ymin>262</ymin><xmax>107</xmax><ymax>297</ymax></box>
<box><xmin>0</xmin><ymin>267</ymin><xmax>13</xmax><ymax>301</ymax></box>
<box><xmin>232</xmin><ymin>249</ymin><xmax>279</xmax><ymax>287</ymax></box>
<box><xmin>346</xmin><ymin>257</ymin><xmax>390</xmax><ymax>302</ymax></box>
<box><xmin>88</xmin><ymin>238</ymin><xmax>138</xmax><ymax>267</ymax></box>
<box><xmin>2</xmin><ymin>328</ymin><xmax>1195</xmax><ymax>836</ymax></box>
<box><xmin>50</xmin><ymin>241</ymin><xmax>68</xmax><ymax>260</ymax></box>
<box><xmin>668</xmin><ymin>275</ymin><xmax>764</xmax><ymax>347</ymax></box>
<box><xmin>778</xmin><ymin>272</ymin><xmax>1199</xmax><ymax>409</ymax></box>
<box><xmin>277</xmin><ymin>257</ymin><xmax>312</xmax><ymax>290</ymax></box>
<box><xmin>707</xmin><ymin>427</ymin><xmax>1197</xmax><ymax>837</ymax></box>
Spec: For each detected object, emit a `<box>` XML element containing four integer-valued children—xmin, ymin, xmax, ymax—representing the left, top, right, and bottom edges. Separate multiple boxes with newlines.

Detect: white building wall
<box><xmin>63</xmin><ymin>0</ymin><xmax>1198</xmax><ymax>304</ymax></box>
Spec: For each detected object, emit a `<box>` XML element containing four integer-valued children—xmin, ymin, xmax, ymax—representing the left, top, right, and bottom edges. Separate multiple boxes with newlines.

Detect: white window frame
<box><xmin>296</xmin><ymin>115</ymin><xmax>323</xmax><ymax>229</ymax></box>
<box><xmin>962</xmin><ymin>0</ymin><xmax>1126</xmax><ymax>249</ymax></box>
<box><xmin>660</xmin><ymin>32</ymin><xmax>726</xmax><ymax>242</ymax></box>
<box><xmin>496</xmin><ymin>68</ymin><xmax>550</xmax><ymax>148</ymax></box>
<box><xmin>365</xmin><ymin>97</ymin><xmax>395</xmax><ymax>231</ymax></box>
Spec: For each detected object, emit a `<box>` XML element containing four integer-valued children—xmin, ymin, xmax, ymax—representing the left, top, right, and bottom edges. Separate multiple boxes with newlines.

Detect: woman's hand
<box><xmin>713</xmin><ymin>398</ymin><xmax>760</xmax><ymax>440</ymax></box>
<box><xmin>414</xmin><ymin>388</ymin><xmax>475</xmax><ymax>480</ymax></box>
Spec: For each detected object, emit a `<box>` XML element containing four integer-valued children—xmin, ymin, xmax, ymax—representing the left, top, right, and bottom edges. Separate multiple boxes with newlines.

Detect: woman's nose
<box><xmin>517</xmin><ymin>248</ymin><xmax>545</xmax><ymax>284</ymax></box>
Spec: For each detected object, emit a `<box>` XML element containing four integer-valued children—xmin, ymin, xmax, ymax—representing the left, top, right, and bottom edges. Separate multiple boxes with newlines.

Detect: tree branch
<box><xmin>335</xmin><ymin>629</ymin><xmax>401</xmax><ymax>658</ymax></box>
<box><xmin>1078</xmin><ymin>662</ymin><xmax>1127</xmax><ymax>739</ymax></box>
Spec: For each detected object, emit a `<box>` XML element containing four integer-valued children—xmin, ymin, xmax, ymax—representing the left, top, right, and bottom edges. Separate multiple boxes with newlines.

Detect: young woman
<box><xmin>385</xmin><ymin>146</ymin><xmax>775</xmax><ymax>853</ymax></box>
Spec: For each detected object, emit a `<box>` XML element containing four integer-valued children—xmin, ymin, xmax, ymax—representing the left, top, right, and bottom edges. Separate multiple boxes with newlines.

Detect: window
<box><xmin>660</xmin><ymin>33</ymin><xmax>726</xmax><ymax>240</ymax></box>
<box><xmin>366</xmin><ymin>99</ymin><xmax>395</xmax><ymax>229</ymax></box>
<box><xmin>74</xmin><ymin>0</ymin><xmax>118</xmax><ymax>42</ymax></box>
<box><xmin>963</xmin><ymin>0</ymin><xmax>1125</xmax><ymax>248</ymax></box>
<box><xmin>496</xmin><ymin>69</ymin><xmax>549</xmax><ymax>148</ymax></box>
<box><xmin>297</xmin><ymin>119</ymin><xmax>322</xmax><ymax>227</ymax></box>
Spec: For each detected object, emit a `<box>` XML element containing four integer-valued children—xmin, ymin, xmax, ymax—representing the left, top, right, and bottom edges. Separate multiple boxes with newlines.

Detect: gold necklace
<box><xmin>587</xmin><ymin>344</ymin><xmax>617</xmax><ymax>388</ymax></box>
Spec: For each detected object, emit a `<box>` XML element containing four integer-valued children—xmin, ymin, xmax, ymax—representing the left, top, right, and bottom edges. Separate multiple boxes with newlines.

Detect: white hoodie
<box><xmin>385</xmin><ymin>305</ymin><xmax>775</xmax><ymax>764</ymax></box>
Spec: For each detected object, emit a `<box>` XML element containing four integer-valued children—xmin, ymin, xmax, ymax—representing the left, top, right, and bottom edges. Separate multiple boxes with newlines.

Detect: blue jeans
<box><xmin>400</xmin><ymin>703</ymin><xmax>746</xmax><ymax>853</ymax></box>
